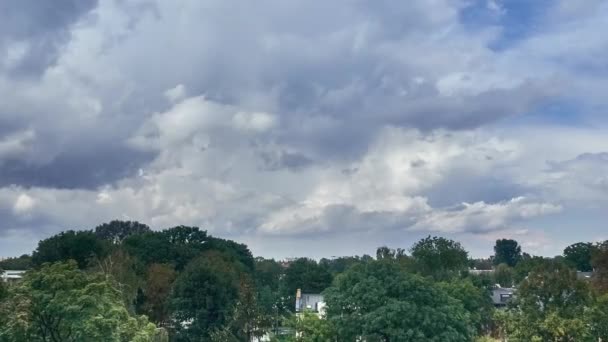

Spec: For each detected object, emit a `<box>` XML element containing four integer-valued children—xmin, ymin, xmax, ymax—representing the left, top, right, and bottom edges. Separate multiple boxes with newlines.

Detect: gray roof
<box><xmin>491</xmin><ymin>287</ymin><xmax>515</xmax><ymax>306</ymax></box>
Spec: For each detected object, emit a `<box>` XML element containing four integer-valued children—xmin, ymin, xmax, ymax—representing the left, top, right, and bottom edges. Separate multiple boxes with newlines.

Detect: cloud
<box><xmin>0</xmin><ymin>0</ymin><xmax>608</xmax><ymax>258</ymax></box>
<box><xmin>0</xmin><ymin>0</ymin><xmax>98</xmax><ymax>76</ymax></box>
<box><xmin>412</xmin><ymin>197</ymin><xmax>561</xmax><ymax>233</ymax></box>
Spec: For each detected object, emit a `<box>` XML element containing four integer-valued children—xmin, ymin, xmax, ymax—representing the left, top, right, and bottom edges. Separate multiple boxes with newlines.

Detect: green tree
<box><xmin>513</xmin><ymin>255</ymin><xmax>548</xmax><ymax>284</ymax></box>
<box><xmin>285</xmin><ymin>311</ymin><xmax>336</xmax><ymax>342</ymax></box>
<box><xmin>493</xmin><ymin>239</ymin><xmax>522</xmax><ymax>267</ymax></box>
<box><xmin>410</xmin><ymin>236</ymin><xmax>469</xmax><ymax>279</ymax></box>
<box><xmin>93</xmin><ymin>248</ymin><xmax>143</xmax><ymax>311</ymax></box>
<box><xmin>94</xmin><ymin>220</ymin><xmax>151</xmax><ymax>244</ymax></box>
<box><xmin>438</xmin><ymin>278</ymin><xmax>493</xmax><ymax>335</ymax></box>
<box><xmin>587</xmin><ymin>294</ymin><xmax>608</xmax><ymax>340</ymax></box>
<box><xmin>499</xmin><ymin>260</ymin><xmax>593</xmax><ymax>341</ymax></box>
<box><xmin>32</xmin><ymin>230</ymin><xmax>109</xmax><ymax>269</ymax></box>
<box><xmin>0</xmin><ymin>261</ymin><xmax>156</xmax><ymax>341</ymax></box>
<box><xmin>591</xmin><ymin>241</ymin><xmax>608</xmax><ymax>294</ymax></box>
<box><xmin>203</xmin><ymin>237</ymin><xmax>255</xmax><ymax>272</ymax></box>
<box><xmin>170</xmin><ymin>251</ymin><xmax>246</xmax><ymax>341</ymax></box>
<box><xmin>319</xmin><ymin>256</ymin><xmax>369</xmax><ymax>275</ymax></box>
<box><xmin>123</xmin><ymin>231</ymin><xmax>175</xmax><ymax>266</ymax></box>
<box><xmin>140</xmin><ymin>263</ymin><xmax>176</xmax><ymax>325</ymax></box>
<box><xmin>230</xmin><ymin>276</ymin><xmax>269</xmax><ymax>341</ymax></box>
<box><xmin>563</xmin><ymin>242</ymin><xmax>595</xmax><ymax>272</ymax></box>
<box><xmin>0</xmin><ymin>254</ymin><xmax>33</xmax><ymax>270</ymax></box>
<box><xmin>493</xmin><ymin>263</ymin><xmax>514</xmax><ymax>287</ymax></box>
<box><xmin>324</xmin><ymin>260</ymin><xmax>473</xmax><ymax>341</ymax></box>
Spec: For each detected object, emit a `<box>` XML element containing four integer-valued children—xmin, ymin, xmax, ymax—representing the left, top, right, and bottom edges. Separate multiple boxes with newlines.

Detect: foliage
<box><xmin>591</xmin><ymin>241</ymin><xmax>608</xmax><ymax>294</ymax></box>
<box><xmin>513</xmin><ymin>254</ymin><xmax>549</xmax><ymax>284</ymax></box>
<box><xmin>170</xmin><ymin>251</ymin><xmax>246</xmax><ymax>341</ymax></box>
<box><xmin>284</xmin><ymin>311</ymin><xmax>336</xmax><ymax>342</ymax></box>
<box><xmin>410</xmin><ymin>235</ymin><xmax>469</xmax><ymax>279</ymax></box>
<box><xmin>498</xmin><ymin>260</ymin><xmax>593</xmax><ymax>341</ymax></box>
<box><xmin>324</xmin><ymin>260</ymin><xmax>473</xmax><ymax>341</ymax></box>
<box><xmin>320</xmin><ymin>255</ymin><xmax>373</xmax><ymax>275</ymax></box>
<box><xmin>93</xmin><ymin>248</ymin><xmax>143</xmax><ymax>311</ymax></box>
<box><xmin>493</xmin><ymin>263</ymin><xmax>514</xmax><ymax>287</ymax></box>
<box><xmin>0</xmin><ymin>281</ymin><xmax>6</xmax><ymax>302</ymax></box>
<box><xmin>231</xmin><ymin>276</ymin><xmax>270</xmax><ymax>341</ymax></box>
<box><xmin>564</xmin><ymin>242</ymin><xmax>595</xmax><ymax>272</ymax></box>
<box><xmin>140</xmin><ymin>263</ymin><xmax>176</xmax><ymax>325</ymax></box>
<box><xmin>94</xmin><ymin>220</ymin><xmax>152</xmax><ymax>244</ymax></box>
<box><xmin>469</xmin><ymin>258</ymin><xmax>493</xmax><ymax>270</ymax></box>
<box><xmin>0</xmin><ymin>261</ymin><xmax>156</xmax><ymax>342</ymax></box>
<box><xmin>0</xmin><ymin>254</ymin><xmax>33</xmax><ymax>270</ymax></box>
<box><xmin>32</xmin><ymin>230</ymin><xmax>110</xmax><ymax>269</ymax></box>
<box><xmin>438</xmin><ymin>278</ymin><xmax>493</xmax><ymax>334</ymax></box>
<box><xmin>493</xmin><ymin>239</ymin><xmax>522</xmax><ymax>267</ymax></box>
<box><xmin>202</xmin><ymin>236</ymin><xmax>255</xmax><ymax>272</ymax></box>
<box><xmin>586</xmin><ymin>294</ymin><xmax>608</xmax><ymax>340</ymax></box>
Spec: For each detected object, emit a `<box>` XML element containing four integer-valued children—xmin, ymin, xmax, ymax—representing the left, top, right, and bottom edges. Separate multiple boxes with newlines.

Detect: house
<box><xmin>295</xmin><ymin>289</ymin><xmax>326</xmax><ymax>316</ymax></box>
<box><xmin>1</xmin><ymin>270</ymin><xmax>26</xmax><ymax>283</ymax></box>
<box><xmin>492</xmin><ymin>286</ymin><xmax>515</xmax><ymax>307</ymax></box>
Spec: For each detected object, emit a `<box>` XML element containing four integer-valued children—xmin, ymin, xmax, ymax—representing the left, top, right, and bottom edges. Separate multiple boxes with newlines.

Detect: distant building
<box><xmin>468</xmin><ymin>269</ymin><xmax>494</xmax><ymax>276</ymax></box>
<box><xmin>1</xmin><ymin>270</ymin><xmax>26</xmax><ymax>283</ymax></box>
<box><xmin>295</xmin><ymin>289</ymin><xmax>326</xmax><ymax>316</ymax></box>
<box><xmin>492</xmin><ymin>286</ymin><xmax>515</xmax><ymax>307</ymax></box>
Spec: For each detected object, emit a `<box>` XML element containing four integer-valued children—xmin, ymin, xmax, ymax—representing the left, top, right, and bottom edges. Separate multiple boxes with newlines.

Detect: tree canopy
<box><xmin>0</xmin><ymin>261</ymin><xmax>156</xmax><ymax>342</ymax></box>
<box><xmin>410</xmin><ymin>236</ymin><xmax>469</xmax><ymax>278</ymax></box>
<box><xmin>32</xmin><ymin>230</ymin><xmax>109</xmax><ymax>269</ymax></box>
<box><xmin>324</xmin><ymin>260</ymin><xmax>474</xmax><ymax>341</ymax></box>
<box><xmin>563</xmin><ymin>242</ymin><xmax>595</xmax><ymax>272</ymax></box>
<box><xmin>493</xmin><ymin>239</ymin><xmax>522</xmax><ymax>267</ymax></box>
<box><xmin>94</xmin><ymin>220</ymin><xmax>151</xmax><ymax>244</ymax></box>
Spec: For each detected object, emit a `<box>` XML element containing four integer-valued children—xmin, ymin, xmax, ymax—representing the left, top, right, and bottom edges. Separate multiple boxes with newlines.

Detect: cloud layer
<box><xmin>1</xmin><ymin>0</ymin><xmax>608</xmax><ymax>257</ymax></box>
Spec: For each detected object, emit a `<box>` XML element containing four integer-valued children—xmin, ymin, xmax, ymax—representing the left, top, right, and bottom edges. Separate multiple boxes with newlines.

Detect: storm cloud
<box><xmin>1</xmin><ymin>0</ymin><xmax>608</xmax><ymax>258</ymax></box>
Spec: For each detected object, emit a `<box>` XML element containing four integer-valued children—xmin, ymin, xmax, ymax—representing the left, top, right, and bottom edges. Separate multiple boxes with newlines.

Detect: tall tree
<box><xmin>93</xmin><ymin>248</ymin><xmax>142</xmax><ymax>311</ymax></box>
<box><xmin>493</xmin><ymin>239</ymin><xmax>522</xmax><ymax>267</ymax></box>
<box><xmin>0</xmin><ymin>261</ymin><xmax>156</xmax><ymax>341</ymax></box>
<box><xmin>32</xmin><ymin>230</ymin><xmax>109</xmax><ymax>269</ymax></box>
<box><xmin>410</xmin><ymin>236</ymin><xmax>469</xmax><ymax>279</ymax></box>
<box><xmin>94</xmin><ymin>220</ymin><xmax>151</xmax><ymax>244</ymax></box>
<box><xmin>140</xmin><ymin>263</ymin><xmax>176</xmax><ymax>325</ymax></box>
<box><xmin>591</xmin><ymin>241</ymin><xmax>608</xmax><ymax>294</ymax></box>
<box><xmin>563</xmin><ymin>242</ymin><xmax>595</xmax><ymax>272</ymax></box>
<box><xmin>170</xmin><ymin>251</ymin><xmax>246</xmax><ymax>341</ymax></box>
<box><xmin>324</xmin><ymin>260</ymin><xmax>473</xmax><ymax>341</ymax></box>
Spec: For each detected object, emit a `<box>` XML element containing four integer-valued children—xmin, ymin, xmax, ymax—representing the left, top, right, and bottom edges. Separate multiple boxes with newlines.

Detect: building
<box><xmin>295</xmin><ymin>289</ymin><xmax>326</xmax><ymax>316</ymax></box>
<box><xmin>492</xmin><ymin>286</ymin><xmax>515</xmax><ymax>307</ymax></box>
<box><xmin>1</xmin><ymin>270</ymin><xmax>26</xmax><ymax>283</ymax></box>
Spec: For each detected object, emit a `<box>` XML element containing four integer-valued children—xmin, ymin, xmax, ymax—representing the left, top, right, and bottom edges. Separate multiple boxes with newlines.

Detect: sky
<box><xmin>1</xmin><ymin>0</ymin><xmax>608</xmax><ymax>259</ymax></box>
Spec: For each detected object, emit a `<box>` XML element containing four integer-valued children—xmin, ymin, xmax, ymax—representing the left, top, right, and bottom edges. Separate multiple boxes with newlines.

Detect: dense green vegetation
<box><xmin>2</xmin><ymin>222</ymin><xmax>608</xmax><ymax>341</ymax></box>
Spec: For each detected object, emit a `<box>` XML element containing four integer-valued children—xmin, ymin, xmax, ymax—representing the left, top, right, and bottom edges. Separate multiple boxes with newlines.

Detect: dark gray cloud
<box><xmin>0</xmin><ymin>0</ymin><xmax>98</xmax><ymax>76</ymax></box>
<box><xmin>0</xmin><ymin>142</ymin><xmax>154</xmax><ymax>189</ymax></box>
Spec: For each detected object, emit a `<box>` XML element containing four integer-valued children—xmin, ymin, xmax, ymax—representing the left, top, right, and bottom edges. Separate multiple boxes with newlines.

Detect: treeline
<box><xmin>2</xmin><ymin>222</ymin><xmax>608</xmax><ymax>341</ymax></box>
